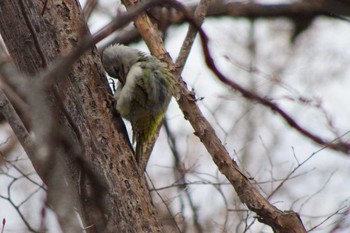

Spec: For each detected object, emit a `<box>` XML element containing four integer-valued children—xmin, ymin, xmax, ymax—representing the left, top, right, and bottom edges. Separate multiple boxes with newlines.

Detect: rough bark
<box><xmin>0</xmin><ymin>0</ymin><xmax>162</xmax><ymax>232</ymax></box>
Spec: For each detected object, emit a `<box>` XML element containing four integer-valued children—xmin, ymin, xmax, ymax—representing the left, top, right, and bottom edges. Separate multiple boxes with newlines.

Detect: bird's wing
<box><xmin>128</xmin><ymin>62</ymin><xmax>157</xmax><ymax>109</ymax></box>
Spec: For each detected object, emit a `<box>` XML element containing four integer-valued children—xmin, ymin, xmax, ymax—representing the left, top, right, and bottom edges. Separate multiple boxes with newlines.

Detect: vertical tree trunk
<box><xmin>0</xmin><ymin>0</ymin><xmax>162</xmax><ymax>232</ymax></box>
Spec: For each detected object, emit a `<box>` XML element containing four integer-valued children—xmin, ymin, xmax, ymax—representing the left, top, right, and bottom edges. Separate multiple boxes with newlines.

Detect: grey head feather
<box><xmin>102</xmin><ymin>44</ymin><xmax>146</xmax><ymax>84</ymax></box>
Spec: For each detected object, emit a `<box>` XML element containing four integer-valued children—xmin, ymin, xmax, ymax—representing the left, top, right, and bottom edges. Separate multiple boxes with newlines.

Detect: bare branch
<box><xmin>163</xmin><ymin>120</ymin><xmax>203</xmax><ymax>233</ymax></box>
<box><xmin>267</xmin><ymin>145</ymin><xmax>331</xmax><ymax>200</ymax></box>
<box><xmin>101</xmin><ymin>1</ymin><xmax>348</xmax><ymax>46</ymax></box>
<box><xmin>175</xmin><ymin>0</ymin><xmax>211</xmax><ymax>76</ymax></box>
<box><xmin>0</xmin><ymin>58</ymin><xmax>82</xmax><ymax>233</ymax></box>
<box><xmin>0</xmin><ymin>88</ymin><xmax>35</xmax><ymax>159</ymax></box>
<box><xmin>146</xmin><ymin>172</ymin><xmax>182</xmax><ymax>233</ymax></box>
<box><xmin>1</xmin><ymin>218</ymin><xmax>5</xmax><ymax>233</ymax></box>
<box><xmin>197</xmin><ymin>28</ymin><xmax>350</xmax><ymax>153</ymax></box>
<box><xmin>0</xmin><ymin>160</ymin><xmax>43</xmax><ymax>232</ymax></box>
<box><xmin>82</xmin><ymin>0</ymin><xmax>97</xmax><ymax>21</ymax></box>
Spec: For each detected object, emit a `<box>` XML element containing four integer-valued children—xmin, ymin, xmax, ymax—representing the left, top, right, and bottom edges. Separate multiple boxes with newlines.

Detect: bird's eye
<box><xmin>113</xmin><ymin>67</ymin><xmax>119</xmax><ymax>75</ymax></box>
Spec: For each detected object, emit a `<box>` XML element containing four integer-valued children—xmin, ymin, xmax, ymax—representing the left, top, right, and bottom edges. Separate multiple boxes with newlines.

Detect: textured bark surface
<box><xmin>0</xmin><ymin>0</ymin><xmax>162</xmax><ymax>232</ymax></box>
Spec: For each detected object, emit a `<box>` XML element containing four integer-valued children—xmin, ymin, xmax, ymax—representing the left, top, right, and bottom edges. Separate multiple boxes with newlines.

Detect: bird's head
<box><xmin>102</xmin><ymin>44</ymin><xmax>143</xmax><ymax>84</ymax></box>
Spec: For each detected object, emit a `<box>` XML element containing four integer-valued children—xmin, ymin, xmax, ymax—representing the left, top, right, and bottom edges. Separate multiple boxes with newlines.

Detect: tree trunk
<box><xmin>0</xmin><ymin>0</ymin><xmax>162</xmax><ymax>232</ymax></box>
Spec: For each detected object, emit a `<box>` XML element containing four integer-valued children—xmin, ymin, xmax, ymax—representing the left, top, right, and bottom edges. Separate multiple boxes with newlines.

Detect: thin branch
<box><xmin>1</xmin><ymin>218</ymin><xmax>5</xmax><ymax>233</ymax></box>
<box><xmin>145</xmin><ymin>172</ymin><xmax>182</xmax><ymax>233</ymax></box>
<box><xmin>328</xmin><ymin>205</ymin><xmax>350</xmax><ymax>233</ymax></box>
<box><xmin>163</xmin><ymin>119</ymin><xmax>187</xmax><ymax>232</ymax></box>
<box><xmin>0</xmin><ymin>195</ymin><xmax>38</xmax><ymax>232</ymax></box>
<box><xmin>104</xmin><ymin>0</ymin><xmax>349</xmax><ymax>46</ymax></box>
<box><xmin>0</xmin><ymin>39</ymin><xmax>81</xmax><ymax>233</ymax></box>
<box><xmin>82</xmin><ymin>0</ymin><xmax>97</xmax><ymax>21</ymax></box>
<box><xmin>98</xmin><ymin>28</ymin><xmax>140</xmax><ymax>52</ymax></box>
<box><xmin>267</xmin><ymin>142</ymin><xmax>332</xmax><ymax>200</ymax></box>
<box><xmin>299</xmin><ymin>171</ymin><xmax>336</xmax><ymax>214</ymax></box>
<box><xmin>8</xmin><ymin>160</ymin><xmax>46</xmax><ymax>190</ymax></box>
<box><xmin>0</xmin><ymin>89</ymin><xmax>35</xmax><ymax>159</ymax></box>
<box><xmin>163</xmin><ymin>119</ymin><xmax>203</xmax><ymax>233</ymax></box>
<box><xmin>0</xmin><ymin>174</ymin><xmax>39</xmax><ymax>233</ymax></box>
<box><xmin>148</xmin><ymin>171</ymin><xmax>313</xmax><ymax>193</ymax></box>
<box><xmin>212</xmin><ymin>179</ymin><xmax>230</xmax><ymax>231</ymax></box>
<box><xmin>308</xmin><ymin>206</ymin><xmax>348</xmax><ymax>232</ymax></box>
<box><xmin>193</xmin><ymin>11</ymin><xmax>350</xmax><ymax>154</ymax></box>
<box><xmin>175</xmin><ymin>0</ymin><xmax>211</xmax><ymax>76</ymax></box>
<box><xmin>17</xmin><ymin>186</ymin><xmax>42</xmax><ymax>208</ymax></box>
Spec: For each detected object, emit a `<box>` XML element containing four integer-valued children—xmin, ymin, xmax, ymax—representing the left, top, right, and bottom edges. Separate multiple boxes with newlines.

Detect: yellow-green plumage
<box><xmin>102</xmin><ymin>44</ymin><xmax>173</xmax><ymax>162</ymax></box>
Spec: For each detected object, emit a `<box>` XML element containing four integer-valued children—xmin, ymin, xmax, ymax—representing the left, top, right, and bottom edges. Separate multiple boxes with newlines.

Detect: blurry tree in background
<box><xmin>1</xmin><ymin>0</ymin><xmax>350</xmax><ymax>232</ymax></box>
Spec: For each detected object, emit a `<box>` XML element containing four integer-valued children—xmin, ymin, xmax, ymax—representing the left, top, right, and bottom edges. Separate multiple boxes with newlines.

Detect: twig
<box><xmin>82</xmin><ymin>0</ymin><xmax>98</xmax><ymax>21</ymax></box>
<box><xmin>0</xmin><ymin>31</ymin><xmax>81</xmax><ymax>233</ymax></box>
<box><xmin>145</xmin><ymin>172</ymin><xmax>182</xmax><ymax>233</ymax></box>
<box><xmin>308</xmin><ymin>206</ymin><xmax>348</xmax><ymax>232</ymax></box>
<box><xmin>0</xmin><ymin>89</ymin><xmax>35</xmax><ymax>160</ymax></box>
<box><xmin>163</xmin><ymin>119</ymin><xmax>203</xmax><ymax>233</ymax></box>
<box><xmin>267</xmin><ymin>143</ymin><xmax>329</xmax><ymax>200</ymax></box>
<box><xmin>1</xmin><ymin>218</ymin><xmax>5</xmax><ymax>233</ymax></box>
<box><xmin>188</xmin><ymin>6</ymin><xmax>350</xmax><ymax>154</ymax></box>
<box><xmin>175</xmin><ymin>0</ymin><xmax>211</xmax><ymax>76</ymax></box>
<box><xmin>328</xmin><ymin>205</ymin><xmax>350</xmax><ymax>233</ymax></box>
<box><xmin>163</xmin><ymin>119</ymin><xmax>187</xmax><ymax>231</ymax></box>
<box><xmin>0</xmin><ymin>176</ymin><xmax>39</xmax><ymax>233</ymax></box>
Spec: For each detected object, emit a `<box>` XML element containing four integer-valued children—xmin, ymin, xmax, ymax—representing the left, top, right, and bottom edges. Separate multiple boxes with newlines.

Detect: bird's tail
<box><xmin>133</xmin><ymin>115</ymin><xmax>161</xmax><ymax>170</ymax></box>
